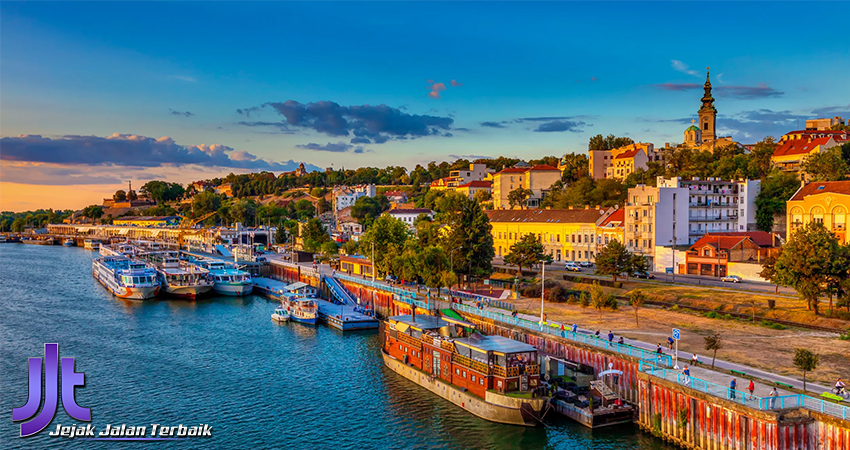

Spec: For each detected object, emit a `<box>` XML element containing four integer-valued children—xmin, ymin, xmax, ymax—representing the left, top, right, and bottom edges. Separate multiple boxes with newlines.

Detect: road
<box><xmin>491</xmin><ymin>258</ymin><xmax>797</xmax><ymax>296</ymax></box>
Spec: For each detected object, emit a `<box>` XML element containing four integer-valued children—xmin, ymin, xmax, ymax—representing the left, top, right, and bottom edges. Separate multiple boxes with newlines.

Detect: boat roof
<box><xmin>454</xmin><ymin>333</ymin><xmax>537</xmax><ymax>355</ymax></box>
<box><xmin>389</xmin><ymin>314</ymin><xmax>449</xmax><ymax>332</ymax></box>
<box><xmin>286</xmin><ymin>281</ymin><xmax>309</xmax><ymax>290</ymax></box>
<box><xmin>161</xmin><ymin>268</ymin><xmax>191</xmax><ymax>275</ymax></box>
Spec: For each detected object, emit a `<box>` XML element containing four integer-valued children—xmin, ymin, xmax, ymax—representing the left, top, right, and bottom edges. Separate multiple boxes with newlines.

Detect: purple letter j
<box><xmin>12</xmin><ymin>343</ymin><xmax>90</xmax><ymax>437</ymax></box>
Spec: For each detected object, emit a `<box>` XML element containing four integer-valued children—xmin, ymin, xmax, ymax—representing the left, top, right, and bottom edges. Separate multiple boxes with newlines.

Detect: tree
<box><xmin>113</xmin><ymin>190</ymin><xmax>127</xmax><ymax>201</ymax></box>
<box><xmin>358</xmin><ymin>214</ymin><xmax>410</xmax><ymax>275</ymax></box>
<box><xmin>141</xmin><ymin>181</ymin><xmax>185</xmax><ymax>203</ymax></box>
<box><xmin>754</xmin><ymin>170</ymin><xmax>799</xmax><ymax>232</ymax></box>
<box><xmin>503</xmin><ymin>234</ymin><xmax>547</xmax><ymax>276</ymax></box>
<box><xmin>351</xmin><ymin>196</ymin><xmax>390</xmax><ymax>229</ymax></box>
<box><xmin>437</xmin><ymin>196</ymin><xmax>495</xmax><ymax>287</ymax></box>
<box><xmin>590</xmin><ymin>281</ymin><xmax>608</xmax><ymax>319</ymax></box>
<box><xmin>230</xmin><ymin>199</ymin><xmax>257</xmax><ymax>225</ymax></box>
<box><xmin>629</xmin><ymin>289</ymin><xmax>647</xmax><ymax>327</ymax></box>
<box><xmin>802</xmin><ymin>148</ymin><xmax>849</xmax><ymax>182</ymax></box>
<box><xmin>341</xmin><ymin>239</ymin><xmax>359</xmax><ymax>256</ymax></box>
<box><xmin>595</xmin><ymin>240</ymin><xmax>644</xmax><ymax>281</ymax></box>
<box><xmin>558</xmin><ymin>153</ymin><xmax>589</xmax><ymax>184</ymax></box>
<box><xmin>473</xmin><ymin>189</ymin><xmax>492</xmax><ymax>203</ymax></box>
<box><xmin>301</xmin><ymin>218</ymin><xmax>330</xmax><ymax>246</ymax></box>
<box><xmin>192</xmin><ymin>191</ymin><xmax>222</xmax><ymax>217</ymax></box>
<box><xmin>761</xmin><ymin>222</ymin><xmax>841</xmax><ymax>315</ymax></box>
<box><xmin>507</xmin><ymin>187</ymin><xmax>533</xmax><ymax>209</ymax></box>
<box><xmin>748</xmin><ymin>137</ymin><xmax>777</xmax><ymax>178</ymax></box>
<box><xmin>126</xmin><ymin>190</ymin><xmax>138</xmax><ymax>201</ymax></box>
<box><xmin>703</xmin><ymin>333</ymin><xmax>723</xmax><ymax>369</ymax></box>
<box><xmin>418</xmin><ymin>245</ymin><xmax>449</xmax><ymax>293</ymax></box>
<box><xmin>589</xmin><ymin>134</ymin><xmax>634</xmax><ymax>150</ymax></box>
<box><xmin>793</xmin><ymin>348</ymin><xmax>819</xmax><ymax>391</ymax></box>
<box><xmin>81</xmin><ymin>205</ymin><xmax>104</xmax><ymax>221</ymax></box>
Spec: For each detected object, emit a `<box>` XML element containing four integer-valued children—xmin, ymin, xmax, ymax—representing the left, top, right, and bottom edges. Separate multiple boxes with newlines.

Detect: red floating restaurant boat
<box><xmin>381</xmin><ymin>313</ymin><xmax>549</xmax><ymax>426</ymax></box>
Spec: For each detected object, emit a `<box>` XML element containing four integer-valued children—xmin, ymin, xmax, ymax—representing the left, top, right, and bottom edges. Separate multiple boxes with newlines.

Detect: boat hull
<box><xmin>381</xmin><ymin>349</ymin><xmax>545</xmax><ymax>426</ymax></box>
<box><xmin>93</xmin><ymin>271</ymin><xmax>160</xmax><ymax>300</ymax></box>
<box><xmin>290</xmin><ymin>314</ymin><xmax>317</xmax><ymax>325</ymax></box>
<box><xmin>271</xmin><ymin>313</ymin><xmax>290</xmax><ymax>322</ymax></box>
<box><xmin>164</xmin><ymin>284</ymin><xmax>213</xmax><ymax>299</ymax></box>
<box><xmin>213</xmin><ymin>283</ymin><xmax>254</xmax><ymax>296</ymax></box>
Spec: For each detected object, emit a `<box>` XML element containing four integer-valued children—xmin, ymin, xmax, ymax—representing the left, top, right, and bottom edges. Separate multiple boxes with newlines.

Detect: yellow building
<box><xmin>339</xmin><ymin>255</ymin><xmax>374</xmax><ymax>277</ymax></box>
<box><xmin>786</xmin><ymin>181</ymin><xmax>850</xmax><ymax>244</ymax></box>
<box><xmin>587</xmin><ymin>143</ymin><xmax>654</xmax><ymax>180</ymax></box>
<box><xmin>455</xmin><ymin>180</ymin><xmax>492</xmax><ymax>199</ymax></box>
<box><xmin>112</xmin><ymin>216</ymin><xmax>181</xmax><ymax>227</ymax></box>
<box><xmin>606</xmin><ymin>147</ymin><xmax>650</xmax><ymax>181</ymax></box>
<box><xmin>771</xmin><ymin>130</ymin><xmax>847</xmax><ymax>173</ymax></box>
<box><xmin>429</xmin><ymin>177</ymin><xmax>451</xmax><ymax>191</ymax></box>
<box><xmin>492</xmin><ymin>164</ymin><xmax>561</xmax><ymax>209</ymax></box>
<box><xmin>488</xmin><ymin>207</ymin><xmax>619</xmax><ymax>263</ymax></box>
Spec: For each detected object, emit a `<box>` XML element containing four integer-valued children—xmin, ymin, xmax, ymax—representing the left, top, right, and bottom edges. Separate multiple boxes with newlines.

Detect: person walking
<box><xmin>608</xmin><ymin>331</ymin><xmax>614</xmax><ymax>347</ymax></box>
<box><xmin>560</xmin><ymin>323</ymin><xmax>565</xmax><ymax>337</ymax></box>
<box><xmin>730</xmin><ymin>379</ymin><xmax>737</xmax><ymax>400</ymax></box>
<box><xmin>683</xmin><ymin>366</ymin><xmax>691</xmax><ymax>387</ymax></box>
<box><xmin>768</xmin><ymin>387</ymin><xmax>778</xmax><ymax>409</ymax></box>
<box><xmin>748</xmin><ymin>380</ymin><xmax>755</xmax><ymax>399</ymax></box>
<box><xmin>667</xmin><ymin>336</ymin><xmax>674</xmax><ymax>350</ymax></box>
<box><xmin>572</xmin><ymin>323</ymin><xmax>578</xmax><ymax>335</ymax></box>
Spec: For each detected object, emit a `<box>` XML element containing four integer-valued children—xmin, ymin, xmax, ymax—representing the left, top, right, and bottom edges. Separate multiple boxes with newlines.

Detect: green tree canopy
<box><xmin>503</xmin><ymin>233</ymin><xmax>548</xmax><ymax>276</ymax></box>
<box><xmin>358</xmin><ymin>214</ymin><xmax>410</xmax><ymax>275</ymax></box>
<box><xmin>589</xmin><ymin>134</ymin><xmax>634</xmax><ymax>150</ymax></box>
<box><xmin>507</xmin><ymin>187</ymin><xmax>533</xmax><ymax>209</ymax></box>
<box><xmin>437</xmin><ymin>196</ymin><xmax>495</xmax><ymax>284</ymax></box>
<box><xmin>192</xmin><ymin>191</ymin><xmax>223</xmax><ymax>217</ymax></box>
<box><xmin>82</xmin><ymin>205</ymin><xmax>104</xmax><ymax>220</ymax></box>
<box><xmin>755</xmin><ymin>170</ymin><xmax>800</xmax><ymax>232</ymax></box>
<box><xmin>793</xmin><ymin>348</ymin><xmax>819</xmax><ymax>391</ymax></box>
<box><xmin>351</xmin><ymin>196</ymin><xmax>390</xmax><ymax>228</ymax></box>
<box><xmin>760</xmin><ymin>222</ymin><xmax>842</xmax><ymax>315</ymax></box>
<box><xmin>802</xmin><ymin>147</ymin><xmax>849</xmax><ymax>181</ymax></box>
<box><xmin>594</xmin><ymin>239</ymin><xmax>646</xmax><ymax>281</ymax></box>
<box><xmin>113</xmin><ymin>190</ymin><xmax>127</xmax><ymax>201</ymax></box>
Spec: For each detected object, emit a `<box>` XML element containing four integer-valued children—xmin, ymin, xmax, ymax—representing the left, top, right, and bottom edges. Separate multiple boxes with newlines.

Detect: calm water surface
<box><xmin>0</xmin><ymin>245</ymin><xmax>674</xmax><ymax>449</ymax></box>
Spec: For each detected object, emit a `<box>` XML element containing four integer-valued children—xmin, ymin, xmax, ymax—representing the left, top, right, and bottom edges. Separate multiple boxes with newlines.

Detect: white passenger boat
<box><xmin>92</xmin><ymin>256</ymin><xmax>160</xmax><ymax>300</ymax></box>
<box><xmin>188</xmin><ymin>259</ymin><xmax>253</xmax><ymax>296</ymax></box>
<box><xmin>62</xmin><ymin>238</ymin><xmax>76</xmax><ymax>247</ymax></box>
<box><xmin>271</xmin><ymin>305</ymin><xmax>290</xmax><ymax>322</ymax></box>
<box><xmin>83</xmin><ymin>239</ymin><xmax>100</xmax><ymax>250</ymax></box>
<box><xmin>140</xmin><ymin>251</ymin><xmax>213</xmax><ymax>299</ymax></box>
<box><xmin>100</xmin><ymin>242</ymin><xmax>136</xmax><ymax>257</ymax></box>
<box><xmin>283</xmin><ymin>294</ymin><xmax>318</xmax><ymax>325</ymax></box>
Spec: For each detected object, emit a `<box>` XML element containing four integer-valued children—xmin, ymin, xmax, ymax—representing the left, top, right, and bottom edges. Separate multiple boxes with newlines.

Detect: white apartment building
<box><xmin>333</xmin><ymin>184</ymin><xmax>377</xmax><ymax>211</ymax></box>
<box><xmin>624</xmin><ymin>185</ymin><xmax>689</xmax><ymax>267</ymax></box>
<box><xmin>657</xmin><ymin>177</ymin><xmax>760</xmax><ymax>243</ymax></box>
<box><xmin>447</xmin><ymin>163</ymin><xmax>495</xmax><ymax>187</ymax></box>
<box><xmin>386</xmin><ymin>208</ymin><xmax>434</xmax><ymax>228</ymax></box>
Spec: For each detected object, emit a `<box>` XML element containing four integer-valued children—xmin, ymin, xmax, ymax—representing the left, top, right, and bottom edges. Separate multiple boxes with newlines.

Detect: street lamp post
<box><xmin>371</xmin><ymin>242</ymin><xmax>376</xmax><ymax>282</ymax></box>
<box><xmin>540</xmin><ymin>258</ymin><xmax>546</xmax><ymax>324</ymax></box>
<box><xmin>450</xmin><ymin>246</ymin><xmax>461</xmax><ymax>290</ymax></box>
<box><xmin>669</xmin><ymin>239</ymin><xmax>676</xmax><ymax>283</ymax></box>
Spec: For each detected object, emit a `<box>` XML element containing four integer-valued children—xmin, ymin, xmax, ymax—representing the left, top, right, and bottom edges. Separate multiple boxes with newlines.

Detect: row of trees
<box><xmin>761</xmin><ymin>222</ymin><xmax>850</xmax><ymax>316</ymax></box>
<box><xmin>348</xmin><ymin>191</ymin><xmax>494</xmax><ymax>292</ymax></box>
<box><xmin>0</xmin><ymin>209</ymin><xmax>74</xmax><ymax>232</ymax></box>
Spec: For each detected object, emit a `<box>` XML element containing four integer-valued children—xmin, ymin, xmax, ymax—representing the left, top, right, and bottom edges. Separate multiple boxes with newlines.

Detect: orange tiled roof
<box><xmin>789</xmin><ymin>181</ymin><xmax>850</xmax><ymax>202</ymax></box>
<box><xmin>528</xmin><ymin>164</ymin><xmax>560</xmax><ymax>171</ymax></box>
<box><xmin>704</xmin><ymin>231</ymin><xmax>779</xmax><ymax>247</ymax></box>
<box><xmin>497</xmin><ymin>167</ymin><xmax>529</xmax><ymax>174</ymax></box>
<box><xmin>599</xmin><ymin>208</ymin><xmax>625</xmax><ymax>227</ymax></box>
<box><xmin>486</xmin><ymin>208</ymin><xmax>603</xmax><ymax>224</ymax></box>
<box><xmin>457</xmin><ymin>180</ymin><xmax>492</xmax><ymax>188</ymax></box>
<box><xmin>773</xmin><ymin>136</ymin><xmax>833</xmax><ymax>157</ymax></box>
<box><xmin>614</xmin><ymin>148</ymin><xmax>642</xmax><ymax>160</ymax></box>
<box><xmin>690</xmin><ymin>235</ymin><xmax>748</xmax><ymax>252</ymax></box>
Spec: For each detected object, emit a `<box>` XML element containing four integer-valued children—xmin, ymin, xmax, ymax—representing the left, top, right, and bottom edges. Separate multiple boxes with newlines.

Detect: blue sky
<box><xmin>2</xmin><ymin>2</ymin><xmax>850</xmax><ymax>210</ymax></box>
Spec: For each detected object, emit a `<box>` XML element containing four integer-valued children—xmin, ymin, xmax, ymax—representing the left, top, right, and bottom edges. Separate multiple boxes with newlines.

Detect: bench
<box><xmin>821</xmin><ymin>392</ymin><xmax>844</xmax><ymax>402</ymax></box>
<box><xmin>775</xmin><ymin>382</ymin><xmax>794</xmax><ymax>389</ymax></box>
<box><xmin>730</xmin><ymin>369</ymin><xmax>747</xmax><ymax>377</ymax></box>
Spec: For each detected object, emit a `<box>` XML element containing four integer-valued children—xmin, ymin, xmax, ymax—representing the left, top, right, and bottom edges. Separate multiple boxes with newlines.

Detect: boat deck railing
<box><xmin>453</xmin><ymin>303</ymin><xmax>674</xmax><ymax>368</ymax></box>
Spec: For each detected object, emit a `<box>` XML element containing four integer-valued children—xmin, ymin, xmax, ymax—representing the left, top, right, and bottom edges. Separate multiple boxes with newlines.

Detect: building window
<box><xmin>703</xmin><ymin>249</ymin><xmax>710</xmax><ymax>256</ymax></box>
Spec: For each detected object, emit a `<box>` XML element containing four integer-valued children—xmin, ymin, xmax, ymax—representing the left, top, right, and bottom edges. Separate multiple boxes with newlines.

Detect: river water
<box><xmin>0</xmin><ymin>245</ymin><xmax>674</xmax><ymax>449</ymax></box>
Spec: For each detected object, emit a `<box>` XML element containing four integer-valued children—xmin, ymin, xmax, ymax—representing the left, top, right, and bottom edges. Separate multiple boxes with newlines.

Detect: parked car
<box><xmin>579</xmin><ymin>261</ymin><xmax>594</xmax><ymax>268</ymax></box>
<box><xmin>634</xmin><ymin>271</ymin><xmax>655</xmax><ymax>279</ymax></box>
<box><xmin>565</xmin><ymin>263</ymin><xmax>581</xmax><ymax>272</ymax></box>
<box><xmin>721</xmin><ymin>275</ymin><xmax>742</xmax><ymax>283</ymax></box>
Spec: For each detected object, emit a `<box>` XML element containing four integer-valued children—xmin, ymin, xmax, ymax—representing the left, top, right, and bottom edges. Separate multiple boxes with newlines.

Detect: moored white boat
<box><xmin>84</xmin><ymin>239</ymin><xmax>100</xmax><ymax>250</ymax></box>
<box><xmin>92</xmin><ymin>256</ymin><xmax>160</xmax><ymax>300</ymax></box>
<box><xmin>283</xmin><ymin>295</ymin><xmax>318</xmax><ymax>325</ymax></box>
<box><xmin>140</xmin><ymin>251</ymin><xmax>213</xmax><ymax>299</ymax></box>
<box><xmin>62</xmin><ymin>238</ymin><xmax>75</xmax><ymax>247</ymax></box>
<box><xmin>187</xmin><ymin>259</ymin><xmax>253</xmax><ymax>296</ymax></box>
<box><xmin>271</xmin><ymin>305</ymin><xmax>290</xmax><ymax>322</ymax></box>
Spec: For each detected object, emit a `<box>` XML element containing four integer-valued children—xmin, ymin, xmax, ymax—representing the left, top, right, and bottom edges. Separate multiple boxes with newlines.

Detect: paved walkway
<box><xmin>268</xmin><ymin>254</ymin><xmax>833</xmax><ymax>396</ymax></box>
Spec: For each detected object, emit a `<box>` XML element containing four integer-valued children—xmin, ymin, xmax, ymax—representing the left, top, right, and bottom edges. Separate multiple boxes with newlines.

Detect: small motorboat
<box><xmin>271</xmin><ymin>306</ymin><xmax>290</xmax><ymax>323</ymax></box>
<box><xmin>63</xmin><ymin>238</ymin><xmax>76</xmax><ymax>247</ymax></box>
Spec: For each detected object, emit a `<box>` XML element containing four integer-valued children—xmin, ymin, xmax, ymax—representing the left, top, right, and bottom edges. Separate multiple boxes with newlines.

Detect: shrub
<box><xmin>723</xmin><ymin>314</ymin><xmax>733</xmax><ymax>320</ymax></box>
<box><xmin>605</xmin><ymin>295</ymin><xmax>619</xmax><ymax>310</ymax></box>
<box><xmin>613</xmin><ymin>282</ymin><xmax>623</xmax><ymax>288</ymax></box>
<box><xmin>671</xmin><ymin>304</ymin><xmax>680</xmax><ymax>311</ymax></box>
<box><xmin>580</xmin><ymin>292</ymin><xmax>590</xmax><ymax>308</ymax></box>
<box><xmin>705</xmin><ymin>311</ymin><xmax>720</xmax><ymax>319</ymax></box>
<box><xmin>760</xmin><ymin>320</ymin><xmax>786</xmax><ymax>330</ymax></box>
<box><xmin>839</xmin><ymin>331</ymin><xmax>850</xmax><ymax>341</ymax></box>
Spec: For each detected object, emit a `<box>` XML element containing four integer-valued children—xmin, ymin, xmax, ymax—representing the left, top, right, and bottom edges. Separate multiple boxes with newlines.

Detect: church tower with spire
<box><xmin>698</xmin><ymin>67</ymin><xmax>717</xmax><ymax>145</ymax></box>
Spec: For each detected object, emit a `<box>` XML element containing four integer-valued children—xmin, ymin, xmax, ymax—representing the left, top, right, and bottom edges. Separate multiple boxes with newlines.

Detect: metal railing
<box><xmin>441</xmin><ymin>288</ymin><xmax>515</xmax><ymax>311</ymax></box>
<box><xmin>323</xmin><ymin>276</ymin><xmax>356</xmax><ymax>306</ymax></box>
<box><xmin>453</xmin><ymin>303</ymin><xmax>673</xmax><ymax>367</ymax></box>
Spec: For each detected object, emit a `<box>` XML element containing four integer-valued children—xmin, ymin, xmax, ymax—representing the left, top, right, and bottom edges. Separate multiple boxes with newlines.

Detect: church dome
<box><xmin>686</xmin><ymin>124</ymin><xmax>700</xmax><ymax>133</ymax></box>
